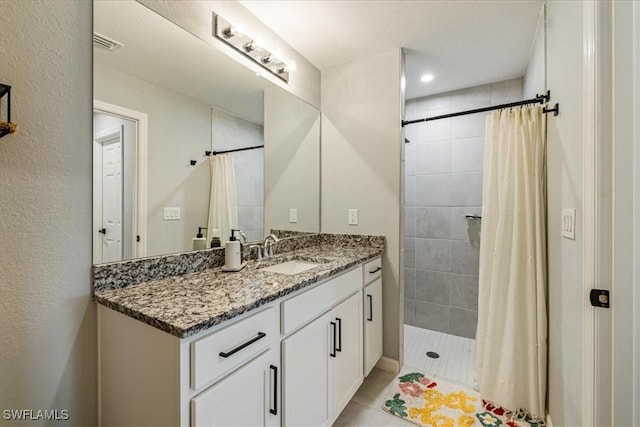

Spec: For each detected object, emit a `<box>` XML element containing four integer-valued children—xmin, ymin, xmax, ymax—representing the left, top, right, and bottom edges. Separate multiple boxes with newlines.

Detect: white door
<box><xmin>95</xmin><ymin>127</ymin><xmax>124</xmax><ymax>263</ymax></box>
<box><xmin>331</xmin><ymin>292</ymin><xmax>363</xmax><ymax>420</ymax></box>
<box><xmin>363</xmin><ymin>278</ymin><xmax>383</xmax><ymax>376</ymax></box>
<box><xmin>191</xmin><ymin>349</ymin><xmax>279</xmax><ymax>427</ymax></box>
<box><xmin>282</xmin><ymin>311</ymin><xmax>331</xmax><ymax>427</ymax></box>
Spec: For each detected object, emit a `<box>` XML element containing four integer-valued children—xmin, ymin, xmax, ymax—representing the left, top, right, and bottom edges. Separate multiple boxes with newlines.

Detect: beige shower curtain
<box><xmin>207</xmin><ymin>154</ymin><xmax>238</xmax><ymax>244</ymax></box>
<box><xmin>475</xmin><ymin>106</ymin><xmax>547</xmax><ymax>419</ymax></box>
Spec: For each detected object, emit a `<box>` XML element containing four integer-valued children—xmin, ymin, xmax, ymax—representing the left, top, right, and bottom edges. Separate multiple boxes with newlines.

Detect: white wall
<box><xmin>612</xmin><ymin>1</ymin><xmax>639</xmax><ymax>425</ymax></box>
<box><xmin>546</xmin><ymin>1</ymin><xmax>585</xmax><ymax>424</ymax></box>
<box><xmin>0</xmin><ymin>1</ymin><xmax>96</xmax><ymax>425</ymax></box>
<box><xmin>321</xmin><ymin>49</ymin><xmax>403</xmax><ymax>360</ymax></box>
<box><xmin>523</xmin><ymin>4</ymin><xmax>546</xmax><ymax>99</ymax></box>
<box><xmin>264</xmin><ymin>87</ymin><xmax>320</xmax><ymax>234</ymax></box>
<box><xmin>94</xmin><ymin>64</ymin><xmax>212</xmax><ymax>257</ymax></box>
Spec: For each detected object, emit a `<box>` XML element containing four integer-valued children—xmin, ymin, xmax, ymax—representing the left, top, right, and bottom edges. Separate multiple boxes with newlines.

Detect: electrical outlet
<box><xmin>562</xmin><ymin>208</ymin><xmax>576</xmax><ymax>239</ymax></box>
<box><xmin>163</xmin><ymin>207</ymin><xmax>181</xmax><ymax>220</ymax></box>
<box><xmin>289</xmin><ymin>208</ymin><xmax>298</xmax><ymax>223</ymax></box>
<box><xmin>348</xmin><ymin>209</ymin><xmax>358</xmax><ymax>225</ymax></box>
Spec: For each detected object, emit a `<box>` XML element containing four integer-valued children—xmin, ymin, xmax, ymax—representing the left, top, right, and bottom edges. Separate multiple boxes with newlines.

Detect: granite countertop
<box><xmin>94</xmin><ymin>243</ymin><xmax>383</xmax><ymax>339</ymax></box>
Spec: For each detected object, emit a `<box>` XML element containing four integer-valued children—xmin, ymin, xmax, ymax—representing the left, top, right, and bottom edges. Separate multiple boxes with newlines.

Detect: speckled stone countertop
<box><xmin>94</xmin><ymin>237</ymin><xmax>383</xmax><ymax>339</ymax></box>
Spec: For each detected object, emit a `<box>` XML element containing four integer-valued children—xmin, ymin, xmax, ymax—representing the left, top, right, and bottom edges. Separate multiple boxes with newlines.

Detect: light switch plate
<box><xmin>289</xmin><ymin>208</ymin><xmax>298</xmax><ymax>223</ymax></box>
<box><xmin>562</xmin><ymin>208</ymin><xmax>576</xmax><ymax>239</ymax></box>
<box><xmin>163</xmin><ymin>207</ymin><xmax>181</xmax><ymax>220</ymax></box>
<box><xmin>348</xmin><ymin>209</ymin><xmax>358</xmax><ymax>225</ymax></box>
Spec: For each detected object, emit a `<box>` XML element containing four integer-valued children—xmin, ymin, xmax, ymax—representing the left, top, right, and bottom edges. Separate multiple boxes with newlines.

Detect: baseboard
<box><xmin>375</xmin><ymin>357</ymin><xmax>400</xmax><ymax>373</ymax></box>
<box><xmin>546</xmin><ymin>412</ymin><xmax>553</xmax><ymax>427</ymax></box>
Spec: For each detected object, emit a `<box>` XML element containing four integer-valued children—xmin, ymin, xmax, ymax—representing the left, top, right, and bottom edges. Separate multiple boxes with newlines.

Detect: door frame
<box><xmin>93</xmin><ymin>126</ymin><xmax>125</xmax><ymax>263</ymax></box>
<box><xmin>93</xmin><ymin>100</ymin><xmax>148</xmax><ymax>259</ymax></box>
<box><xmin>631</xmin><ymin>2</ymin><xmax>640</xmax><ymax>423</ymax></box>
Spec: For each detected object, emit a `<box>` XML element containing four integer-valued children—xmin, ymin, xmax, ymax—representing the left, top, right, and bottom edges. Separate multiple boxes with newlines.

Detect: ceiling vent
<box><xmin>93</xmin><ymin>32</ymin><xmax>123</xmax><ymax>51</ymax></box>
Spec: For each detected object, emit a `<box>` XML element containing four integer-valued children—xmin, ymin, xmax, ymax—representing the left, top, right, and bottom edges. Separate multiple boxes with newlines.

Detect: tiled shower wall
<box><xmin>403</xmin><ymin>78</ymin><xmax>523</xmax><ymax>339</ymax></box>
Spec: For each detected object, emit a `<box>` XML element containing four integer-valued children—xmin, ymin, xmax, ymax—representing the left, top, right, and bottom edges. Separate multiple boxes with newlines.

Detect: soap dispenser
<box><xmin>222</xmin><ymin>229</ymin><xmax>246</xmax><ymax>272</ymax></box>
<box><xmin>192</xmin><ymin>227</ymin><xmax>207</xmax><ymax>250</ymax></box>
<box><xmin>210</xmin><ymin>228</ymin><xmax>221</xmax><ymax>248</ymax></box>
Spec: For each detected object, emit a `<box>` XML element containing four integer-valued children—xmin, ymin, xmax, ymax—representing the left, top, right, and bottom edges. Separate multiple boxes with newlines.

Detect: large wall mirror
<box><xmin>92</xmin><ymin>0</ymin><xmax>320</xmax><ymax>264</ymax></box>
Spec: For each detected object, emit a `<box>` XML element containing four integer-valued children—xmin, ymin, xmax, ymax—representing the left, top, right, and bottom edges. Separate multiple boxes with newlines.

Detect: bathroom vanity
<box><xmin>95</xmin><ymin>234</ymin><xmax>384</xmax><ymax>426</ymax></box>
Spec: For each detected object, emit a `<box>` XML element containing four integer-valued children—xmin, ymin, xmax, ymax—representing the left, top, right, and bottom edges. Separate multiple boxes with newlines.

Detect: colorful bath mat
<box><xmin>382</xmin><ymin>371</ymin><xmax>544</xmax><ymax>427</ymax></box>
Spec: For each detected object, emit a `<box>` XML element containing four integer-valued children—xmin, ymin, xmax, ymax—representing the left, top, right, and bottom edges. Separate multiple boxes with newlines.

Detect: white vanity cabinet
<box><xmin>191</xmin><ymin>348</ymin><xmax>279</xmax><ymax>427</ymax></box>
<box><xmin>98</xmin><ymin>255</ymin><xmax>383</xmax><ymax>427</ymax></box>
<box><xmin>281</xmin><ymin>267</ymin><xmax>363</xmax><ymax>426</ymax></box>
<box><xmin>98</xmin><ymin>304</ymin><xmax>280</xmax><ymax>427</ymax></box>
<box><xmin>362</xmin><ymin>256</ymin><xmax>383</xmax><ymax>376</ymax></box>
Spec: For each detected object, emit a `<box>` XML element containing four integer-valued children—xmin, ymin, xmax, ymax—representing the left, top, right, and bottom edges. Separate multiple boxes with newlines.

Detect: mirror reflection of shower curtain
<box><xmin>207</xmin><ymin>154</ymin><xmax>238</xmax><ymax>245</ymax></box>
<box><xmin>475</xmin><ymin>105</ymin><xmax>547</xmax><ymax>420</ymax></box>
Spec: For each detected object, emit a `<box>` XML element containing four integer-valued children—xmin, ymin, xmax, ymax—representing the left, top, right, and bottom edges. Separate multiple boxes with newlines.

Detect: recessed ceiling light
<box><xmin>421</xmin><ymin>74</ymin><xmax>434</xmax><ymax>83</ymax></box>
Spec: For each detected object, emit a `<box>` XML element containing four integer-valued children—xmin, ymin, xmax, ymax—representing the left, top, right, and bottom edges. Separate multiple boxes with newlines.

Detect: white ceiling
<box><xmin>240</xmin><ymin>0</ymin><xmax>543</xmax><ymax>100</ymax></box>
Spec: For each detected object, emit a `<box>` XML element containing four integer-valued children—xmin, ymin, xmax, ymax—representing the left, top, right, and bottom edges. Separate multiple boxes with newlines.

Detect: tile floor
<box><xmin>403</xmin><ymin>324</ymin><xmax>476</xmax><ymax>388</ymax></box>
<box><xmin>333</xmin><ymin>325</ymin><xmax>477</xmax><ymax>426</ymax></box>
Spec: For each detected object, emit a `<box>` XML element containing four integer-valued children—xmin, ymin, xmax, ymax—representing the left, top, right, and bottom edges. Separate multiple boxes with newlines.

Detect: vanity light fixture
<box><xmin>214</xmin><ymin>14</ymin><xmax>290</xmax><ymax>83</ymax></box>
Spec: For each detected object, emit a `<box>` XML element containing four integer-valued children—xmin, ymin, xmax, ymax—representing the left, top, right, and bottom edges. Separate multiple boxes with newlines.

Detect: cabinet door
<box><xmin>331</xmin><ymin>292</ymin><xmax>363</xmax><ymax>419</ymax></box>
<box><xmin>282</xmin><ymin>311</ymin><xmax>332</xmax><ymax>427</ymax></box>
<box><xmin>191</xmin><ymin>349</ymin><xmax>279</xmax><ymax>427</ymax></box>
<box><xmin>363</xmin><ymin>278</ymin><xmax>383</xmax><ymax>376</ymax></box>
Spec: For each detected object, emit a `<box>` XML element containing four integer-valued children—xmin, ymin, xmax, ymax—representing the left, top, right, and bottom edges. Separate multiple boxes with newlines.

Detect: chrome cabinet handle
<box><xmin>218</xmin><ymin>332</ymin><xmax>266</xmax><ymax>358</ymax></box>
<box><xmin>369</xmin><ymin>266</ymin><xmax>382</xmax><ymax>274</ymax></box>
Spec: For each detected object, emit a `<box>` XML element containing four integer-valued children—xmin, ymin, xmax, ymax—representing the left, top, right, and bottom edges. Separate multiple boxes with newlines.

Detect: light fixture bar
<box><xmin>214</xmin><ymin>14</ymin><xmax>290</xmax><ymax>83</ymax></box>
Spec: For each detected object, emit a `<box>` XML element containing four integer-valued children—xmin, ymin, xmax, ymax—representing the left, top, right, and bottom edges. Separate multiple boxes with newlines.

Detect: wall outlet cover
<box><xmin>561</xmin><ymin>208</ymin><xmax>576</xmax><ymax>239</ymax></box>
<box><xmin>348</xmin><ymin>208</ymin><xmax>358</xmax><ymax>225</ymax></box>
<box><xmin>289</xmin><ymin>208</ymin><xmax>298</xmax><ymax>223</ymax></box>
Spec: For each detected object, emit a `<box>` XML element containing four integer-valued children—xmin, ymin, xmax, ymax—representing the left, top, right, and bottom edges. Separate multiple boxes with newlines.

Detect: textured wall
<box><xmin>403</xmin><ymin>78</ymin><xmax>523</xmax><ymax>339</ymax></box>
<box><xmin>0</xmin><ymin>1</ymin><xmax>96</xmax><ymax>425</ymax></box>
<box><xmin>321</xmin><ymin>49</ymin><xmax>403</xmax><ymax>361</ymax></box>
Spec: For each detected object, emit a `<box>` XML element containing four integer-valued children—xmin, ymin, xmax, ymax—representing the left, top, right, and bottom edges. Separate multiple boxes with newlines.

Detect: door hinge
<box><xmin>590</xmin><ymin>289</ymin><xmax>610</xmax><ymax>308</ymax></box>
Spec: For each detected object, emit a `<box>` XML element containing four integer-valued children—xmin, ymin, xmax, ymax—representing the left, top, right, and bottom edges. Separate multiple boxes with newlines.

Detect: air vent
<box><xmin>93</xmin><ymin>32</ymin><xmax>123</xmax><ymax>51</ymax></box>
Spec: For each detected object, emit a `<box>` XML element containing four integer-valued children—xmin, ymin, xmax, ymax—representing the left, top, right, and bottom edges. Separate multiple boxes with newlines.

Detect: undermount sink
<box><xmin>260</xmin><ymin>260</ymin><xmax>323</xmax><ymax>275</ymax></box>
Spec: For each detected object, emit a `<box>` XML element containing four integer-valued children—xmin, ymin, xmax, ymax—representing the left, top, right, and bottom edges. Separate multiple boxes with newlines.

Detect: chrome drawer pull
<box><xmin>218</xmin><ymin>332</ymin><xmax>266</xmax><ymax>358</ymax></box>
<box><xmin>369</xmin><ymin>266</ymin><xmax>382</xmax><ymax>274</ymax></box>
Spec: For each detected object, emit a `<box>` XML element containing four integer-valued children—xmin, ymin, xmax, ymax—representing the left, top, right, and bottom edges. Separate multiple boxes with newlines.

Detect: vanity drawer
<box><xmin>191</xmin><ymin>306</ymin><xmax>279</xmax><ymax>390</ymax></box>
<box><xmin>281</xmin><ymin>266</ymin><xmax>361</xmax><ymax>335</ymax></box>
<box><xmin>363</xmin><ymin>257</ymin><xmax>382</xmax><ymax>285</ymax></box>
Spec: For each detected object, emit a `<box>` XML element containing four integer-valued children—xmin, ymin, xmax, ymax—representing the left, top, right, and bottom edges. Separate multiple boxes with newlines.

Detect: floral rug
<box><xmin>382</xmin><ymin>371</ymin><xmax>544</xmax><ymax>427</ymax></box>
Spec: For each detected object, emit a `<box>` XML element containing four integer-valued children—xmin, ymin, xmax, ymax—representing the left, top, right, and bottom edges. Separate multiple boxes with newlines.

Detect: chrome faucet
<box><xmin>261</xmin><ymin>234</ymin><xmax>280</xmax><ymax>259</ymax></box>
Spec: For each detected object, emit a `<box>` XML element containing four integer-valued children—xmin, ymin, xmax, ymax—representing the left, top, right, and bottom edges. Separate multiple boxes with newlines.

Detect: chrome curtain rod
<box><xmin>205</xmin><ymin>145</ymin><xmax>264</xmax><ymax>156</ymax></box>
<box><xmin>402</xmin><ymin>90</ymin><xmax>559</xmax><ymax>127</ymax></box>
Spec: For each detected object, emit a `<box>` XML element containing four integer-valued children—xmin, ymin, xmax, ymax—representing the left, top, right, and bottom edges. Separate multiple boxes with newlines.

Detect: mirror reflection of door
<box><xmin>93</xmin><ymin>112</ymin><xmax>137</xmax><ymax>263</ymax></box>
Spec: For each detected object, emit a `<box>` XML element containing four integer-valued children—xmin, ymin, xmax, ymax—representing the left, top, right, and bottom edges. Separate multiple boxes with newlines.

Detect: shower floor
<box><xmin>403</xmin><ymin>324</ymin><xmax>477</xmax><ymax>388</ymax></box>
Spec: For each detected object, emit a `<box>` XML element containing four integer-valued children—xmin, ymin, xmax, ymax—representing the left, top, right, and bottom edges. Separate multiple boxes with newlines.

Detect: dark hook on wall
<box><xmin>543</xmin><ymin>103</ymin><xmax>560</xmax><ymax>116</ymax></box>
<box><xmin>190</xmin><ymin>160</ymin><xmax>197</xmax><ymax>166</ymax></box>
